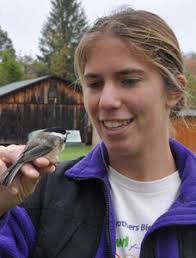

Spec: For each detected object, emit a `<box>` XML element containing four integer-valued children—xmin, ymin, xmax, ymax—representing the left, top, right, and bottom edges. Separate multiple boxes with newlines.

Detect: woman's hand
<box><xmin>0</xmin><ymin>144</ymin><xmax>55</xmax><ymax>216</ymax></box>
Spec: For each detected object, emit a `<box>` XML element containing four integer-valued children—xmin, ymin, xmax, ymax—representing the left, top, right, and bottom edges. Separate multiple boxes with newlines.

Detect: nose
<box><xmin>99</xmin><ymin>82</ymin><xmax>122</xmax><ymax>110</ymax></box>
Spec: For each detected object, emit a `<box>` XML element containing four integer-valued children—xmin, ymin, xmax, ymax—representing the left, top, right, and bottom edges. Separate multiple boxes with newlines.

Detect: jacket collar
<box><xmin>65</xmin><ymin>138</ymin><xmax>196</xmax><ymax>223</ymax></box>
<box><xmin>64</xmin><ymin>141</ymin><xmax>109</xmax><ymax>180</ymax></box>
<box><xmin>65</xmin><ymin>138</ymin><xmax>196</xmax><ymax>182</ymax></box>
<box><xmin>170</xmin><ymin>138</ymin><xmax>196</xmax><ymax>205</ymax></box>
<box><xmin>142</xmin><ymin>139</ymin><xmax>196</xmax><ymax>248</ymax></box>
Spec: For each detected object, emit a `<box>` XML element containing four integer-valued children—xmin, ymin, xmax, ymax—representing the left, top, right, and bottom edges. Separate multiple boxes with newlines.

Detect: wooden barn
<box><xmin>172</xmin><ymin>109</ymin><xmax>196</xmax><ymax>152</ymax></box>
<box><xmin>0</xmin><ymin>75</ymin><xmax>87</xmax><ymax>144</ymax></box>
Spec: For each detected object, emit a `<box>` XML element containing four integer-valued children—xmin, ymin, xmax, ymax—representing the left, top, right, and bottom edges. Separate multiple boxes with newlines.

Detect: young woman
<box><xmin>0</xmin><ymin>8</ymin><xmax>195</xmax><ymax>258</ymax></box>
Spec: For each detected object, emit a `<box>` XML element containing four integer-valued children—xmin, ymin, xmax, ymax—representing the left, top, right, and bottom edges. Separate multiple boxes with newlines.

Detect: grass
<box><xmin>59</xmin><ymin>144</ymin><xmax>92</xmax><ymax>161</ymax></box>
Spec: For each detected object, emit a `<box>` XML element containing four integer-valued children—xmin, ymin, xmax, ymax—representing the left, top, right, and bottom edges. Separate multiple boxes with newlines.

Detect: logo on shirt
<box><xmin>115</xmin><ymin>220</ymin><xmax>151</xmax><ymax>258</ymax></box>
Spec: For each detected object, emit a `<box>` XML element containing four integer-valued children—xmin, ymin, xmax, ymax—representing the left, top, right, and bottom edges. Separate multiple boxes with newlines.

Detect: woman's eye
<box><xmin>86</xmin><ymin>81</ymin><xmax>103</xmax><ymax>89</ymax></box>
<box><xmin>121</xmin><ymin>78</ymin><xmax>140</xmax><ymax>86</ymax></box>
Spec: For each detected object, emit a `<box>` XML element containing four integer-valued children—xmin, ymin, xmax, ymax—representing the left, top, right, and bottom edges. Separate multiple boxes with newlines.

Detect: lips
<box><xmin>102</xmin><ymin>118</ymin><xmax>134</xmax><ymax>129</ymax></box>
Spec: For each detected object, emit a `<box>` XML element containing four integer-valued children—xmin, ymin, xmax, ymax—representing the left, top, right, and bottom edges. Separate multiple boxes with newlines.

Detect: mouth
<box><xmin>102</xmin><ymin>118</ymin><xmax>134</xmax><ymax>129</ymax></box>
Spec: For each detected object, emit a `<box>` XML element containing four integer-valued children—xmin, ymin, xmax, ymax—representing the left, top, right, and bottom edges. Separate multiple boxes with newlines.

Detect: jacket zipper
<box><xmin>103</xmin><ymin>181</ymin><xmax>114</xmax><ymax>258</ymax></box>
<box><xmin>100</xmin><ymin>143</ymin><xmax>114</xmax><ymax>258</ymax></box>
<box><xmin>73</xmin><ymin>176</ymin><xmax>114</xmax><ymax>258</ymax></box>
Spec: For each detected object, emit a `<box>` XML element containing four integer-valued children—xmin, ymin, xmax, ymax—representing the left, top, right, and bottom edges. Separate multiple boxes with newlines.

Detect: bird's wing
<box><xmin>19</xmin><ymin>143</ymin><xmax>53</xmax><ymax>163</ymax></box>
<box><xmin>0</xmin><ymin>162</ymin><xmax>23</xmax><ymax>186</ymax></box>
<box><xmin>0</xmin><ymin>143</ymin><xmax>53</xmax><ymax>186</ymax></box>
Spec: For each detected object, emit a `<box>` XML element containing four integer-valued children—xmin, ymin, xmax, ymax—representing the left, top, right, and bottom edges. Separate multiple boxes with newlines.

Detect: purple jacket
<box><xmin>0</xmin><ymin>139</ymin><xmax>196</xmax><ymax>258</ymax></box>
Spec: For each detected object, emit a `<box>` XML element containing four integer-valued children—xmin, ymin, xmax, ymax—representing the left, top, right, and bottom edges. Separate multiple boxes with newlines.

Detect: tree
<box><xmin>17</xmin><ymin>54</ymin><xmax>49</xmax><ymax>79</ymax></box>
<box><xmin>38</xmin><ymin>0</ymin><xmax>88</xmax><ymax>81</ymax></box>
<box><xmin>184</xmin><ymin>55</ymin><xmax>196</xmax><ymax>108</ymax></box>
<box><xmin>0</xmin><ymin>26</ymin><xmax>15</xmax><ymax>57</ymax></box>
<box><xmin>187</xmin><ymin>74</ymin><xmax>196</xmax><ymax>108</ymax></box>
<box><xmin>0</xmin><ymin>49</ymin><xmax>23</xmax><ymax>86</ymax></box>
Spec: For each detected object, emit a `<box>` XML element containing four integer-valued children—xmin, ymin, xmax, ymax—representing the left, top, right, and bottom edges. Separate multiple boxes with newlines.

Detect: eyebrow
<box><xmin>84</xmin><ymin>68</ymin><xmax>145</xmax><ymax>79</ymax></box>
<box><xmin>115</xmin><ymin>68</ymin><xmax>145</xmax><ymax>77</ymax></box>
<box><xmin>84</xmin><ymin>74</ymin><xmax>100</xmax><ymax>80</ymax></box>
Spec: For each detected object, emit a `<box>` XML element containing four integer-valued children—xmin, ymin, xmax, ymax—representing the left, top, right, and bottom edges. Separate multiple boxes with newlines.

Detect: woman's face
<box><xmin>82</xmin><ymin>37</ymin><xmax>176</xmax><ymax>157</ymax></box>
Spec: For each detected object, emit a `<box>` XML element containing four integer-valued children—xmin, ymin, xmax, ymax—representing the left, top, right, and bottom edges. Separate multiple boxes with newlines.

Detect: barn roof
<box><xmin>0</xmin><ymin>75</ymin><xmax>80</xmax><ymax>98</ymax></box>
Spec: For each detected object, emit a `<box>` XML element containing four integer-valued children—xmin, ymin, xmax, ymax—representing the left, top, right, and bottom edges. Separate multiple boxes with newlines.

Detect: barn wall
<box><xmin>0</xmin><ymin>80</ymin><xmax>83</xmax><ymax>105</ymax></box>
<box><xmin>0</xmin><ymin>78</ymin><xmax>87</xmax><ymax>144</ymax></box>
<box><xmin>172</xmin><ymin>117</ymin><xmax>196</xmax><ymax>152</ymax></box>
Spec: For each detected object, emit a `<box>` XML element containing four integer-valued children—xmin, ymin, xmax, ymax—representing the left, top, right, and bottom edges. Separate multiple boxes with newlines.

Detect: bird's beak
<box><xmin>64</xmin><ymin>132</ymin><xmax>70</xmax><ymax>142</ymax></box>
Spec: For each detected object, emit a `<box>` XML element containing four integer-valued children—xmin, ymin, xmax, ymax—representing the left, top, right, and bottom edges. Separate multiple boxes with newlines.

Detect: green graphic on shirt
<box><xmin>116</xmin><ymin>236</ymin><xmax>129</xmax><ymax>247</ymax></box>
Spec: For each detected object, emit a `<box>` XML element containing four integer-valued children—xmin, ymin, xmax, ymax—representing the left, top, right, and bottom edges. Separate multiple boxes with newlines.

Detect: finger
<box><xmin>32</xmin><ymin>157</ymin><xmax>56</xmax><ymax>173</ymax></box>
<box><xmin>21</xmin><ymin>162</ymin><xmax>55</xmax><ymax>178</ymax></box>
<box><xmin>0</xmin><ymin>159</ymin><xmax>7</xmax><ymax>174</ymax></box>
<box><xmin>32</xmin><ymin>157</ymin><xmax>50</xmax><ymax>168</ymax></box>
<box><xmin>38</xmin><ymin>164</ymin><xmax>56</xmax><ymax>174</ymax></box>
<box><xmin>0</xmin><ymin>146</ymin><xmax>6</xmax><ymax>158</ymax></box>
<box><xmin>2</xmin><ymin>145</ymin><xmax>25</xmax><ymax>163</ymax></box>
<box><xmin>2</xmin><ymin>173</ymin><xmax>40</xmax><ymax>205</ymax></box>
<box><xmin>21</xmin><ymin>163</ymin><xmax>40</xmax><ymax>179</ymax></box>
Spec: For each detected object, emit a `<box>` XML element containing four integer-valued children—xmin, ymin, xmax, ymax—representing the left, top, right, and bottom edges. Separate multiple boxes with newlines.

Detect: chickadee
<box><xmin>0</xmin><ymin>127</ymin><xmax>68</xmax><ymax>186</ymax></box>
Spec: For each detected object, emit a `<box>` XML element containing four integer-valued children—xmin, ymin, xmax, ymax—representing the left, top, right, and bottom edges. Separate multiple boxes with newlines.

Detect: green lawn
<box><xmin>59</xmin><ymin>144</ymin><xmax>92</xmax><ymax>161</ymax></box>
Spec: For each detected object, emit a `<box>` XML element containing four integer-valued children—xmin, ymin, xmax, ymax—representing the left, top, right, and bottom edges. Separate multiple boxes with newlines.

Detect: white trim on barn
<box><xmin>179</xmin><ymin>108</ymin><xmax>196</xmax><ymax>117</ymax></box>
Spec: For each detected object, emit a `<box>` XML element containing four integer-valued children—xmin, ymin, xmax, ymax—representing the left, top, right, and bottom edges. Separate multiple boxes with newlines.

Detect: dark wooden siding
<box><xmin>0</xmin><ymin>78</ymin><xmax>87</xmax><ymax>144</ymax></box>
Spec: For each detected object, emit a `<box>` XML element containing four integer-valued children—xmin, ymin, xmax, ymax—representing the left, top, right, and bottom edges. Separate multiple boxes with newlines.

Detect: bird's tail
<box><xmin>0</xmin><ymin>162</ymin><xmax>23</xmax><ymax>186</ymax></box>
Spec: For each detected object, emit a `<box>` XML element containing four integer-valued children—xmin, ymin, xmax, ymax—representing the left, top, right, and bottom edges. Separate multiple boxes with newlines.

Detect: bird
<box><xmin>0</xmin><ymin>127</ymin><xmax>68</xmax><ymax>186</ymax></box>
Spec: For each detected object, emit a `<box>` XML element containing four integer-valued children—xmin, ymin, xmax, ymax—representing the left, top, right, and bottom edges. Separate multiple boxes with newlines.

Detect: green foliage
<box><xmin>17</xmin><ymin>54</ymin><xmax>49</xmax><ymax>79</ymax></box>
<box><xmin>50</xmin><ymin>47</ymin><xmax>67</xmax><ymax>77</ymax></box>
<box><xmin>187</xmin><ymin>73</ymin><xmax>196</xmax><ymax>108</ymax></box>
<box><xmin>0</xmin><ymin>49</ymin><xmax>23</xmax><ymax>86</ymax></box>
<box><xmin>0</xmin><ymin>27</ymin><xmax>22</xmax><ymax>85</ymax></box>
<box><xmin>38</xmin><ymin>0</ymin><xmax>88</xmax><ymax>81</ymax></box>
<box><xmin>0</xmin><ymin>26</ymin><xmax>15</xmax><ymax>57</ymax></box>
<box><xmin>59</xmin><ymin>144</ymin><xmax>91</xmax><ymax>161</ymax></box>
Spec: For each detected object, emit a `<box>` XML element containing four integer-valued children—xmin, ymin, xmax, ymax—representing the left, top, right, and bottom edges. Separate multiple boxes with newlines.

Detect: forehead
<box><xmin>84</xmin><ymin>36</ymin><xmax>153</xmax><ymax>76</ymax></box>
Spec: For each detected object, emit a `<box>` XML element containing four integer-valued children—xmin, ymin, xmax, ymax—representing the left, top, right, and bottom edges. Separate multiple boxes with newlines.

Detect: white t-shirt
<box><xmin>108</xmin><ymin>166</ymin><xmax>181</xmax><ymax>258</ymax></box>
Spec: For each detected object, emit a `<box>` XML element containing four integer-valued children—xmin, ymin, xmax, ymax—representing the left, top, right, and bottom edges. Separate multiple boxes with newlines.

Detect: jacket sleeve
<box><xmin>0</xmin><ymin>159</ymin><xmax>81</xmax><ymax>258</ymax></box>
<box><xmin>0</xmin><ymin>206</ymin><xmax>36</xmax><ymax>258</ymax></box>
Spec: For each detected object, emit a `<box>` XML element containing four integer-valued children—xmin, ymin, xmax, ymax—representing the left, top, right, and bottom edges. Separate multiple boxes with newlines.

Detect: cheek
<box><xmin>130</xmin><ymin>88</ymin><xmax>166</xmax><ymax>118</ymax></box>
<box><xmin>127</xmin><ymin>90</ymin><xmax>153</xmax><ymax>112</ymax></box>
<box><xmin>83</xmin><ymin>91</ymin><xmax>98</xmax><ymax>118</ymax></box>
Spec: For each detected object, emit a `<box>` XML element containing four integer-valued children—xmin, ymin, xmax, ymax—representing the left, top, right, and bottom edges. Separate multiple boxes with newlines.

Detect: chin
<box><xmin>105</xmin><ymin>135</ymin><xmax>143</xmax><ymax>156</ymax></box>
<box><xmin>105</xmin><ymin>140</ymin><xmax>131</xmax><ymax>155</ymax></box>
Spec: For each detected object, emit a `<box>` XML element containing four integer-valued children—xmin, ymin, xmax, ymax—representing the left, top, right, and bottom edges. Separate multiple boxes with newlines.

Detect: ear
<box><xmin>177</xmin><ymin>74</ymin><xmax>187</xmax><ymax>89</ymax></box>
<box><xmin>166</xmin><ymin>74</ymin><xmax>187</xmax><ymax>108</ymax></box>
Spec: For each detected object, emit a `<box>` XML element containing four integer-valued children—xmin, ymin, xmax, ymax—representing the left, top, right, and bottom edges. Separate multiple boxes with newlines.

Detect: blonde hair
<box><xmin>75</xmin><ymin>8</ymin><xmax>187</xmax><ymax>117</ymax></box>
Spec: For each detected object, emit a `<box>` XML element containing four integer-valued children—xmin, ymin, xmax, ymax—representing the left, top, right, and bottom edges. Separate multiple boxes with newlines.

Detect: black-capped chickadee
<box><xmin>0</xmin><ymin>127</ymin><xmax>68</xmax><ymax>186</ymax></box>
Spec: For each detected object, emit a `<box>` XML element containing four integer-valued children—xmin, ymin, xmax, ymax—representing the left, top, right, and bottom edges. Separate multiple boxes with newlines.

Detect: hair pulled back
<box><xmin>75</xmin><ymin>8</ymin><xmax>186</xmax><ymax>117</ymax></box>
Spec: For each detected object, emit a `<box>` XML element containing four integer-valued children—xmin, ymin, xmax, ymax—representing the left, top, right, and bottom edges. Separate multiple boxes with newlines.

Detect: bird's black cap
<box><xmin>43</xmin><ymin>126</ymin><xmax>67</xmax><ymax>135</ymax></box>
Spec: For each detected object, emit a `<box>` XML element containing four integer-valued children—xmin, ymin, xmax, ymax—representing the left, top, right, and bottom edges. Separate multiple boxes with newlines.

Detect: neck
<box><xmin>108</xmin><ymin>140</ymin><xmax>176</xmax><ymax>181</ymax></box>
